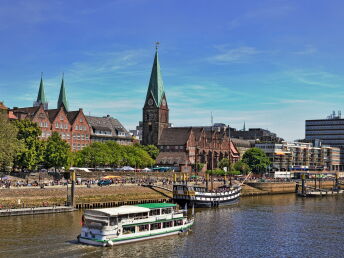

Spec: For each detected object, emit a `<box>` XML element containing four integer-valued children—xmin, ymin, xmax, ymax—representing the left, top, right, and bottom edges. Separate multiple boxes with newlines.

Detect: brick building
<box><xmin>10</xmin><ymin>76</ymin><xmax>91</xmax><ymax>150</ymax></box>
<box><xmin>141</xmin><ymin>49</ymin><xmax>240</xmax><ymax>172</ymax></box>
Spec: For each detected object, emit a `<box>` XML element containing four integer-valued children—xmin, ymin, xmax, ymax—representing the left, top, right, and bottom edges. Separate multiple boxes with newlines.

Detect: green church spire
<box><xmin>34</xmin><ymin>73</ymin><xmax>48</xmax><ymax>109</ymax></box>
<box><xmin>145</xmin><ymin>44</ymin><xmax>165</xmax><ymax>107</ymax></box>
<box><xmin>57</xmin><ymin>74</ymin><xmax>69</xmax><ymax>111</ymax></box>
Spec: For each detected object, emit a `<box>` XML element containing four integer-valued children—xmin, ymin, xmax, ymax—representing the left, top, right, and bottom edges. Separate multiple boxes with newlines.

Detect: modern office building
<box><xmin>305</xmin><ymin>111</ymin><xmax>344</xmax><ymax>148</ymax></box>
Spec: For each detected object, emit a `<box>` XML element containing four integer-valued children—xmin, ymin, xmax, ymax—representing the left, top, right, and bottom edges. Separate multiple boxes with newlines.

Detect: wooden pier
<box><xmin>0</xmin><ymin>206</ymin><xmax>75</xmax><ymax>217</ymax></box>
<box><xmin>296</xmin><ymin>174</ymin><xmax>343</xmax><ymax>197</ymax></box>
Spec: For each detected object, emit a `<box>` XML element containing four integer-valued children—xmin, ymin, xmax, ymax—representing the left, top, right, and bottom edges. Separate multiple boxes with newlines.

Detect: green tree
<box><xmin>242</xmin><ymin>148</ymin><xmax>270</xmax><ymax>174</ymax></box>
<box><xmin>44</xmin><ymin>132</ymin><xmax>71</xmax><ymax>170</ymax></box>
<box><xmin>0</xmin><ymin>114</ymin><xmax>22</xmax><ymax>171</ymax></box>
<box><xmin>233</xmin><ymin>160</ymin><xmax>250</xmax><ymax>174</ymax></box>
<box><xmin>135</xmin><ymin>144</ymin><xmax>160</xmax><ymax>160</ymax></box>
<box><xmin>13</xmin><ymin>119</ymin><xmax>45</xmax><ymax>171</ymax></box>
<box><xmin>105</xmin><ymin>141</ymin><xmax>124</xmax><ymax>167</ymax></box>
<box><xmin>217</xmin><ymin>158</ymin><xmax>231</xmax><ymax>171</ymax></box>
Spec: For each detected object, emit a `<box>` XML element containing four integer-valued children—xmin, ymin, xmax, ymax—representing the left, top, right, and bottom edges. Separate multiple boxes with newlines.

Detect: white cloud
<box><xmin>293</xmin><ymin>45</ymin><xmax>317</xmax><ymax>55</ymax></box>
<box><xmin>208</xmin><ymin>46</ymin><xmax>260</xmax><ymax>63</ymax></box>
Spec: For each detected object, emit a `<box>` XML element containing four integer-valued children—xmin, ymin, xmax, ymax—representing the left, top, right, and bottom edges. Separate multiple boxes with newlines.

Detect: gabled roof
<box><xmin>46</xmin><ymin>108</ymin><xmax>60</xmax><ymax>123</ymax></box>
<box><xmin>0</xmin><ymin>102</ymin><xmax>7</xmax><ymax>110</ymax></box>
<box><xmin>159</xmin><ymin>127</ymin><xmax>192</xmax><ymax>145</ymax></box>
<box><xmin>92</xmin><ymin>125</ymin><xmax>112</xmax><ymax>131</ymax></box>
<box><xmin>86</xmin><ymin>115</ymin><xmax>129</xmax><ymax>135</ymax></box>
<box><xmin>11</xmin><ymin>106</ymin><xmax>40</xmax><ymax>119</ymax></box>
<box><xmin>145</xmin><ymin>50</ymin><xmax>165</xmax><ymax>107</ymax></box>
<box><xmin>66</xmin><ymin>110</ymin><xmax>79</xmax><ymax>124</ymax></box>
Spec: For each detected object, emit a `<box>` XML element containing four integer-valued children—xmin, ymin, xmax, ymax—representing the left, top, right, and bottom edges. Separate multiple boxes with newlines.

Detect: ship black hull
<box><xmin>174</xmin><ymin>196</ymin><xmax>240</xmax><ymax>208</ymax></box>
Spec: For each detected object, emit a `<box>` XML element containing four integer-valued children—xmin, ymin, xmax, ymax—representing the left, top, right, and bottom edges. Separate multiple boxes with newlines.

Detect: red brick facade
<box><xmin>11</xmin><ymin>105</ymin><xmax>91</xmax><ymax>151</ymax></box>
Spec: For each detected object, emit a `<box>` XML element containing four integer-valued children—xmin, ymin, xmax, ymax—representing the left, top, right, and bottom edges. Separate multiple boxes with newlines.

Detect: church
<box><xmin>142</xmin><ymin>48</ymin><xmax>240</xmax><ymax>173</ymax></box>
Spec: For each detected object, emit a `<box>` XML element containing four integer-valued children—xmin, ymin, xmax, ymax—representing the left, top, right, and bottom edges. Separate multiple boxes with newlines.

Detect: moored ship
<box><xmin>173</xmin><ymin>184</ymin><xmax>241</xmax><ymax>208</ymax></box>
<box><xmin>77</xmin><ymin>203</ymin><xmax>194</xmax><ymax>247</ymax></box>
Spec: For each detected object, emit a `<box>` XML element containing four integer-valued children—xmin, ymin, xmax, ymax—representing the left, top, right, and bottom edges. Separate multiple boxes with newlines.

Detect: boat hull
<box><xmin>175</xmin><ymin>195</ymin><xmax>240</xmax><ymax>208</ymax></box>
<box><xmin>78</xmin><ymin>221</ymin><xmax>194</xmax><ymax>247</ymax></box>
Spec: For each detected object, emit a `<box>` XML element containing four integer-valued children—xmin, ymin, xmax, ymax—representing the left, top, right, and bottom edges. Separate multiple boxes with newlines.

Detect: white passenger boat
<box><xmin>77</xmin><ymin>203</ymin><xmax>194</xmax><ymax>246</ymax></box>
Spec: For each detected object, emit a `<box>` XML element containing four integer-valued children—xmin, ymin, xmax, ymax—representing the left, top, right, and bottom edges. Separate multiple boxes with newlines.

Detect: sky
<box><xmin>1</xmin><ymin>0</ymin><xmax>344</xmax><ymax>141</ymax></box>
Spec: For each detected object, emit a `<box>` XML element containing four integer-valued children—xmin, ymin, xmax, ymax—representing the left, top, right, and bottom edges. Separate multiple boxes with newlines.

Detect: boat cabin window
<box><xmin>163</xmin><ymin>221</ymin><xmax>173</xmax><ymax>228</ymax></box>
<box><xmin>123</xmin><ymin>226</ymin><xmax>135</xmax><ymax>234</ymax></box>
<box><xmin>149</xmin><ymin>209</ymin><xmax>160</xmax><ymax>216</ymax></box>
<box><xmin>129</xmin><ymin>212</ymin><xmax>149</xmax><ymax>220</ymax></box>
<box><xmin>138</xmin><ymin>224</ymin><xmax>149</xmax><ymax>232</ymax></box>
<box><xmin>150</xmin><ymin>223</ymin><xmax>162</xmax><ymax>230</ymax></box>
<box><xmin>84</xmin><ymin>219</ymin><xmax>108</xmax><ymax>229</ymax></box>
<box><xmin>109</xmin><ymin>217</ymin><xmax>117</xmax><ymax>226</ymax></box>
<box><xmin>174</xmin><ymin>220</ymin><xmax>183</xmax><ymax>226</ymax></box>
<box><xmin>118</xmin><ymin>214</ymin><xmax>129</xmax><ymax>222</ymax></box>
<box><xmin>161</xmin><ymin>208</ymin><xmax>172</xmax><ymax>214</ymax></box>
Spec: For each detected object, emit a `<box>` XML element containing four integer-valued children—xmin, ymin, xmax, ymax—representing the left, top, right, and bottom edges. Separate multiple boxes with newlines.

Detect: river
<box><xmin>1</xmin><ymin>194</ymin><xmax>343</xmax><ymax>258</ymax></box>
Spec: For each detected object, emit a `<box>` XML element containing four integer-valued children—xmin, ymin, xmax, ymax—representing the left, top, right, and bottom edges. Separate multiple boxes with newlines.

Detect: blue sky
<box><xmin>1</xmin><ymin>0</ymin><xmax>344</xmax><ymax>141</ymax></box>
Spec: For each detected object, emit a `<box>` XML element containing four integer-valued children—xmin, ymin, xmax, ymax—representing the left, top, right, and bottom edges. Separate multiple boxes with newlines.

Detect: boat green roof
<box><xmin>135</xmin><ymin>203</ymin><xmax>176</xmax><ymax>209</ymax></box>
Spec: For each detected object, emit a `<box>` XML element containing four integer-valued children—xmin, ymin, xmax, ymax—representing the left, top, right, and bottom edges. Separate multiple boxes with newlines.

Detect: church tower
<box><xmin>33</xmin><ymin>74</ymin><xmax>48</xmax><ymax>109</ymax></box>
<box><xmin>57</xmin><ymin>74</ymin><xmax>69</xmax><ymax>111</ymax></box>
<box><xmin>142</xmin><ymin>46</ymin><xmax>169</xmax><ymax>146</ymax></box>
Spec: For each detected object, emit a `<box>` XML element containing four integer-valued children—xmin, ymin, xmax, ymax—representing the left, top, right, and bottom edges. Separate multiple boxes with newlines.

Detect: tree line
<box><xmin>205</xmin><ymin>147</ymin><xmax>271</xmax><ymax>175</ymax></box>
<box><xmin>0</xmin><ymin>114</ymin><xmax>158</xmax><ymax>172</ymax></box>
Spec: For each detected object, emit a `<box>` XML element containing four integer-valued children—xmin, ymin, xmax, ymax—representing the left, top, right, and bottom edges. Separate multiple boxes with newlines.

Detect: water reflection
<box><xmin>0</xmin><ymin>194</ymin><xmax>343</xmax><ymax>257</ymax></box>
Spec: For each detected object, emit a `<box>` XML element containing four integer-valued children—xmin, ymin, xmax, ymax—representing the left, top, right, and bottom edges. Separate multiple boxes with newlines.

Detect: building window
<box><xmin>42</xmin><ymin>132</ymin><xmax>45</xmax><ymax>137</ymax></box>
<box><xmin>86</xmin><ymin>134</ymin><xmax>89</xmax><ymax>140</ymax></box>
<box><xmin>64</xmin><ymin>124</ymin><xmax>68</xmax><ymax>129</ymax></box>
<box><xmin>67</xmin><ymin>133</ymin><xmax>70</xmax><ymax>139</ymax></box>
<box><xmin>80</xmin><ymin>118</ymin><xmax>83</xmax><ymax>122</ymax></box>
<box><xmin>78</xmin><ymin>144</ymin><xmax>81</xmax><ymax>150</ymax></box>
<box><xmin>77</xmin><ymin>134</ymin><xmax>80</xmax><ymax>140</ymax></box>
<box><xmin>60</xmin><ymin>124</ymin><xmax>63</xmax><ymax>129</ymax></box>
<box><xmin>75</xmin><ymin>125</ymin><xmax>78</xmax><ymax>130</ymax></box>
<box><xmin>81</xmin><ymin>134</ymin><xmax>84</xmax><ymax>140</ymax></box>
<box><xmin>73</xmin><ymin>134</ymin><xmax>76</xmax><ymax>140</ymax></box>
<box><xmin>55</xmin><ymin>122</ymin><xmax>59</xmax><ymax>128</ymax></box>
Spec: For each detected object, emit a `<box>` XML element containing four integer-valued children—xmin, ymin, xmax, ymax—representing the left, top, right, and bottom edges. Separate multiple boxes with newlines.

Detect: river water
<box><xmin>1</xmin><ymin>194</ymin><xmax>343</xmax><ymax>258</ymax></box>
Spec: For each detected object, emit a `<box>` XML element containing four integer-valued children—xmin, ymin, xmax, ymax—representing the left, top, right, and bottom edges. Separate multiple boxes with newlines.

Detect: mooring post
<box><xmin>314</xmin><ymin>174</ymin><xmax>317</xmax><ymax>189</ymax></box>
<box><xmin>301</xmin><ymin>174</ymin><xmax>306</xmax><ymax>196</ymax></box>
<box><xmin>71</xmin><ymin>170</ymin><xmax>76</xmax><ymax>207</ymax></box>
<box><xmin>335</xmin><ymin>172</ymin><xmax>339</xmax><ymax>190</ymax></box>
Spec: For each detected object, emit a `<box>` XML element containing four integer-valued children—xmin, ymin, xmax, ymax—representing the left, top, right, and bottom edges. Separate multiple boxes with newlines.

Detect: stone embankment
<box><xmin>0</xmin><ymin>184</ymin><xmax>172</xmax><ymax>209</ymax></box>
